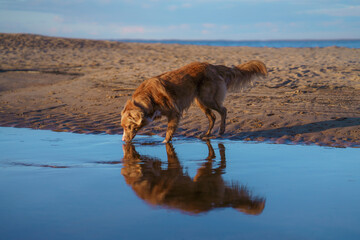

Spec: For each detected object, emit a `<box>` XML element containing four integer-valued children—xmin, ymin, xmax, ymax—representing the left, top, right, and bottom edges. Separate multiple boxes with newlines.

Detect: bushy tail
<box><xmin>226</xmin><ymin>60</ymin><xmax>268</xmax><ymax>91</ymax></box>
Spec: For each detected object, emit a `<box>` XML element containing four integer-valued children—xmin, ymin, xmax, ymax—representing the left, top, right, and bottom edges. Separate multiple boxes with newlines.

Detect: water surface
<box><xmin>0</xmin><ymin>127</ymin><xmax>359</xmax><ymax>240</ymax></box>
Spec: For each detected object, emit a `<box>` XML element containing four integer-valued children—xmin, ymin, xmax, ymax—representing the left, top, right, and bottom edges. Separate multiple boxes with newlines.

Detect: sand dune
<box><xmin>0</xmin><ymin>33</ymin><xmax>359</xmax><ymax>147</ymax></box>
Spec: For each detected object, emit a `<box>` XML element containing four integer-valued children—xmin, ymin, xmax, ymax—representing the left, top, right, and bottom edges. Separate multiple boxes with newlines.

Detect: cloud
<box><xmin>200</xmin><ymin>23</ymin><xmax>232</xmax><ymax>36</ymax></box>
<box><xmin>53</xmin><ymin>15</ymin><xmax>64</xmax><ymax>23</ymax></box>
<box><xmin>0</xmin><ymin>9</ymin><xmax>196</xmax><ymax>39</ymax></box>
<box><xmin>0</xmin><ymin>9</ymin><xmax>147</xmax><ymax>38</ymax></box>
<box><xmin>168</xmin><ymin>5</ymin><xmax>178</xmax><ymax>11</ymax></box>
<box><xmin>1</xmin><ymin>1</ymin><xmax>360</xmax><ymax>40</ymax></box>
<box><xmin>167</xmin><ymin>3</ymin><xmax>192</xmax><ymax>11</ymax></box>
<box><xmin>319</xmin><ymin>20</ymin><xmax>344</xmax><ymax>27</ymax></box>
<box><xmin>202</xmin><ymin>23</ymin><xmax>216</xmax><ymax>28</ymax></box>
<box><xmin>201</xmin><ymin>30</ymin><xmax>210</xmax><ymax>34</ymax></box>
<box><xmin>304</xmin><ymin>5</ymin><xmax>360</xmax><ymax>17</ymax></box>
<box><xmin>98</xmin><ymin>0</ymin><xmax>112</xmax><ymax>3</ymax></box>
<box><xmin>120</xmin><ymin>26</ymin><xmax>145</xmax><ymax>34</ymax></box>
<box><xmin>168</xmin><ymin>24</ymin><xmax>190</xmax><ymax>30</ymax></box>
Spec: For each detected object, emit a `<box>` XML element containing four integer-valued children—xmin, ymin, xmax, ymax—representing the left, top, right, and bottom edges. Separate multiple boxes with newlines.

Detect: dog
<box><xmin>121</xmin><ymin>60</ymin><xmax>267</xmax><ymax>142</ymax></box>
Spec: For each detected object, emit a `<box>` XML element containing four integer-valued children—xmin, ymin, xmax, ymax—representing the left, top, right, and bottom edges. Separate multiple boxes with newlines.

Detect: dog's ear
<box><xmin>128</xmin><ymin>110</ymin><xmax>144</xmax><ymax>126</ymax></box>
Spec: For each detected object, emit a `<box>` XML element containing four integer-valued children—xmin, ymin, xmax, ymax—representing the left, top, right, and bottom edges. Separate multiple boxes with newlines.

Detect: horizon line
<box><xmin>0</xmin><ymin>32</ymin><xmax>360</xmax><ymax>42</ymax></box>
<box><xmin>2</xmin><ymin>32</ymin><xmax>360</xmax><ymax>42</ymax></box>
<box><xmin>114</xmin><ymin>38</ymin><xmax>360</xmax><ymax>42</ymax></box>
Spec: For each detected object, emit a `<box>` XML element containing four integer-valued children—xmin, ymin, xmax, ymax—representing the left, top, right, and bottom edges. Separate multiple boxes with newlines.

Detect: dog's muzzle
<box><xmin>122</xmin><ymin>131</ymin><xmax>135</xmax><ymax>142</ymax></box>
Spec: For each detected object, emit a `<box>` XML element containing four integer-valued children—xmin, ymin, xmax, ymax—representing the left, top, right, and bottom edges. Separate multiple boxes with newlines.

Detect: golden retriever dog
<box><xmin>121</xmin><ymin>60</ymin><xmax>267</xmax><ymax>142</ymax></box>
<box><xmin>121</xmin><ymin>141</ymin><xmax>265</xmax><ymax>215</ymax></box>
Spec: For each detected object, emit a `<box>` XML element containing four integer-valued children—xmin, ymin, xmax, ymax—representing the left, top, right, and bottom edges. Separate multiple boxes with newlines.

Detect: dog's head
<box><xmin>121</xmin><ymin>100</ymin><xmax>150</xmax><ymax>142</ymax></box>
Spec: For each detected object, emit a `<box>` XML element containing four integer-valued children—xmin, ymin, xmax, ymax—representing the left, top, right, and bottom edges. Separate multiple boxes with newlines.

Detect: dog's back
<box><xmin>131</xmin><ymin>61</ymin><xmax>267</xmax><ymax>115</ymax></box>
<box><xmin>132</xmin><ymin>62</ymin><xmax>209</xmax><ymax>116</ymax></box>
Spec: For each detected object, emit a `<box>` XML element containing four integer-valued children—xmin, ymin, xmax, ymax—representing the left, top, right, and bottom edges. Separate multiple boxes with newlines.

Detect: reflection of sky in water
<box><xmin>0</xmin><ymin>127</ymin><xmax>360</xmax><ymax>240</ymax></box>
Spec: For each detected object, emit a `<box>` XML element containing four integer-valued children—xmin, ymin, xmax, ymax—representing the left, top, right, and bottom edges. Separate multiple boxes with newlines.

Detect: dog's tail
<box><xmin>226</xmin><ymin>60</ymin><xmax>268</xmax><ymax>91</ymax></box>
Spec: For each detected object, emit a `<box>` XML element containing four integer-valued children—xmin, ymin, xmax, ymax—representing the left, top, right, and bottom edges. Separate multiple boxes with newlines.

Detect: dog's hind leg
<box><xmin>217</xmin><ymin>106</ymin><xmax>227</xmax><ymax>135</ymax></box>
<box><xmin>198</xmin><ymin>100</ymin><xmax>227</xmax><ymax>135</ymax></box>
<box><xmin>206</xmin><ymin>104</ymin><xmax>227</xmax><ymax>135</ymax></box>
<box><xmin>195</xmin><ymin>99</ymin><xmax>216</xmax><ymax>137</ymax></box>
<box><xmin>197</xmin><ymin>98</ymin><xmax>227</xmax><ymax>135</ymax></box>
<box><xmin>163</xmin><ymin>113</ymin><xmax>180</xmax><ymax>143</ymax></box>
<box><xmin>198</xmin><ymin>80</ymin><xmax>227</xmax><ymax>135</ymax></box>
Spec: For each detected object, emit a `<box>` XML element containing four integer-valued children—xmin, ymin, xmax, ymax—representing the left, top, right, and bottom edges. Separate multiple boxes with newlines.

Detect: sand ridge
<box><xmin>0</xmin><ymin>33</ymin><xmax>359</xmax><ymax>147</ymax></box>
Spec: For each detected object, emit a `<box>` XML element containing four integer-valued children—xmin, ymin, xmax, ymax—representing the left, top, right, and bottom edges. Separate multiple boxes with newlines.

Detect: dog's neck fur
<box><xmin>133</xmin><ymin>96</ymin><xmax>158</xmax><ymax>119</ymax></box>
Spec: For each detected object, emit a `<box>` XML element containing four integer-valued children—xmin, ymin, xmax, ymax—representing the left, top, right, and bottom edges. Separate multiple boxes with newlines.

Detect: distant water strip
<box><xmin>117</xmin><ymin>39</ymin><xmax>360</xmax><ymax>48</ymax></box>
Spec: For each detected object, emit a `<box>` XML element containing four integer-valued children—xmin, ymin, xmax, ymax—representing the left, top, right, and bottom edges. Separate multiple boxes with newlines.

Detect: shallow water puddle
<box><xmin>0</xmin><ymin>127</ymin><xmax>359</xmax><ymax>240</ymax></box>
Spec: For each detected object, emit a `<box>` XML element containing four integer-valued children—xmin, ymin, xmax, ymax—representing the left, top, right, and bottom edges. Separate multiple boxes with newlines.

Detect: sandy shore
<box><xmin>0</xmin><ymin>33</ymin><xmax>359</xmax><ymax>147</ymax></box>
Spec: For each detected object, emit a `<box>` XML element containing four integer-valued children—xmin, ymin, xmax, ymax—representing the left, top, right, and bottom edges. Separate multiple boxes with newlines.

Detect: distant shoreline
<box><xmin>115</xmin><ymin>39</ymin><xmax>360</xmax><ymax>48</ymax></box>
<box><xmin>1</xmin><ymin>32</ymin><xmax>360</xmax><ymax>48</ymax></box>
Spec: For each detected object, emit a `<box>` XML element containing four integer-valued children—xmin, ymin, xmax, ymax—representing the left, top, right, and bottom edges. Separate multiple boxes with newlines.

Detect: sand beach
<box><xmin>0</xmin><ymin>33</ymin><xmax>359</xmax><ymax>147</ymax></box>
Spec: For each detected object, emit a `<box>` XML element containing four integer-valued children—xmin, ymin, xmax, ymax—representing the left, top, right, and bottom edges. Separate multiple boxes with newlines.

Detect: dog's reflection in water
<box><xmin>121</xmin><ymin>141</ymin><xmax>265</xmax><ymax>215</ymax></box>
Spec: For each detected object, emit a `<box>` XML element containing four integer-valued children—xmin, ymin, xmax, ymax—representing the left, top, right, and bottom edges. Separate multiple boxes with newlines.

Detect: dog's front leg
<box><xmin>163</xmin><ymin>114</ymin><xmax>180</xmax><ymax>143</ymax></box>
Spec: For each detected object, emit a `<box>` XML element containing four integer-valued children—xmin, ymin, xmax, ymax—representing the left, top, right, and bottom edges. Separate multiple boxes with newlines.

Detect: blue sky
<box><xmin>0</xmin><ymin>0</ymin><xmax>359</xmax><ymax>40</ymax></box>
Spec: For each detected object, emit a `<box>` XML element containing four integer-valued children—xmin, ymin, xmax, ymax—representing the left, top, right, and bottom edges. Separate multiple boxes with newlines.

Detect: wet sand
<box><xmin>0</xmin><ymin>33</ymin><xmax>359</xmax><ymax>147</ymax></box>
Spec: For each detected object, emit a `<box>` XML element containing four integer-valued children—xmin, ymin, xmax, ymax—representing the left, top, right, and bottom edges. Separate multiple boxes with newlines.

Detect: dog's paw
<box><xmin>200</xmin><ymin>135</ymin><xmax>209</xmax><ymax>140</ymax></box>
<box><xmin>200</xmin><ymin>133</ymin><xmax>215</xmax><ymax>139</ymax></box>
